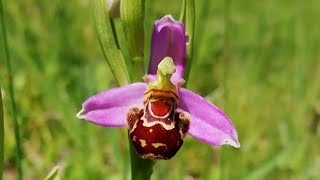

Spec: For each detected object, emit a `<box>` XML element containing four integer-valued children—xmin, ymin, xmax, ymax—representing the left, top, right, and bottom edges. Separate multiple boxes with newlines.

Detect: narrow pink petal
<box><xmin>178</xmin><ymin>88</ymin><xmax>240</xmax><ymax>148</ymax></box>
<box><xmin>77</xmin><ymin>83</ymin><xmax>146</xmax><ymax>127</ymax></box>
<box><xmin>148</xmin><ymin>15</ymin><xmax>186</xmax><ymax>80</ymax></box>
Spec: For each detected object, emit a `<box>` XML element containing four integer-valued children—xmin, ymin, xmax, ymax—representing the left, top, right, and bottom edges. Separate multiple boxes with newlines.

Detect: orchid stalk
<box><xmin>0</xmin><ymin>87</ymin><xmax>3</xmax><ymax>180</ymax></box>
<box><xmin>79</xmin><ymin>12</ymin><xmax>239</xmax><ymax>179</ymax></box>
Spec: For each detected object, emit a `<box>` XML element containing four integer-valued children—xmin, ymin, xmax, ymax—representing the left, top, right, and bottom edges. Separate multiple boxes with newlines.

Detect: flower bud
<box><xmin>148</xmin><ymin>15</ymin><xmax>187</xmax><ymax>82</ymax></box>
<box><xmin>107</xmin><ymin>0</ymin><xmax>120</xmax><ymax>18</ymax></box>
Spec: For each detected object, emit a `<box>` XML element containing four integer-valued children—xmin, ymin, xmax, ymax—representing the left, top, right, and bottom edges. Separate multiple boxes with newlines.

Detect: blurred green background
<box><xmin>1</xmin><ymin>0</ymin><xmax>320</xmax><ymax>179</ymax></box>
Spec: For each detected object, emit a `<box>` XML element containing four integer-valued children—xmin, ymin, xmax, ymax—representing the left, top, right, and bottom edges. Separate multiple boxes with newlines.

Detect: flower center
<box><xmin>144</xmin><ymin>57</ymin><xmax>178</xmax><ymax>102</ymax></box>
<box><xmin>150</xmin><ymin>99</ymin><xmax>171</xmax><ymax>117</ymax></box>
<box><xmin>126</xmin><ymin>57</ymin><xmax>191</xmax><ymax>160</ymax></box>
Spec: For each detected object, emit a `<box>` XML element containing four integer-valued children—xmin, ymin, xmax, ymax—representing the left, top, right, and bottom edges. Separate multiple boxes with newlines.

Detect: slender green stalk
<box><xmin>179</xmin><ymin>0</ymin><xmax>195</xmax><ymax>84</ymax></box>
<box><xmin>221</xmin><ymin>1</ymin><xmax>231</xmax><ymax>178</ymax></box>
<box><xmin>223</xmin><ymin>0</ymin><xmax>231</xmax><ymax>107</ymax></box>
<box><xmin>110</xmin><ymin>19</ymin><xmax>120</xmax><ymax>49</ymax></box>
<box><xmin>0</xmin><ymin>87</ymin><xmax>3</xmax><ymax>180</ymax></box>
<box><xmin>0</xmin><ymin>0</ymin><xmax>23</xmax><ymax>179</ymax></box>
<box><xmin>128</xmin><ymin>134</ymin><xmax>155</xmax><ymax>180</ymax></box>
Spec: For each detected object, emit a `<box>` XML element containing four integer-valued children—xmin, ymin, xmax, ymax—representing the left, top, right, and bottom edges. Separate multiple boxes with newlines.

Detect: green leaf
<box><xmin>93</xmin><ymin>0</ymin><xmax>130</xmax><ymax>86</ymax></box>
<box><xmin>1</xmin><ymin>0</ymin><xmax>23</xmax><ymax>179</ymax></box>
<box><xmin>120</xmin><ymin>0</ymin><xmax>145</xmax><ymax>81</ymax></box>
<box><xmin>180</xmin><ymin>0</ymin><xmax>195</xmax><ymax>83</ymax></box>
<box><xmin>128</xmin><ymin>133</ymin><xmax>155</xmax><ymax>180</ymax></box>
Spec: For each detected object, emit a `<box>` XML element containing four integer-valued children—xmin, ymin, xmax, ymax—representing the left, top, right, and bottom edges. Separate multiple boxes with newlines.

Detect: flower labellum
<box><xmin>77</xmin><ymin>15</ymin><xmax>240</xmax><ymax>160</ymax></box>
<box><xmin>127</xmin><ymin>58</ymin><xmax>190</xmax><ymax>159</ymax></box>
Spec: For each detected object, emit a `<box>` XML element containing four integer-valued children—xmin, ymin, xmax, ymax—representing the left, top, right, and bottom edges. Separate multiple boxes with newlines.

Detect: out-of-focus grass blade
<box><xmin>179</xmin><ymin>0</ymin><xmax>195</xmax><ymax>83</ymax></box>
<box><xmin>0</xmin><ymin>88</ymin><xmax>3</xmax><ymax>180</ymax></box>
<box><xmin>44</xmin><ymin>166</ymin><xmax>60</xmax><ymax>180</ymax></box>
<box><xmin>243</xmin><ymin>142</ymin><xmax>306</xmax><ymax>180</ymax></box>
<box><xmin>299</xmin><ymin>157</ymin><xmax>320</xmax><ymax>179</ymax></box>
<box><xmin>0</xmin><ymin>0</ymin><xmax>23</xmax><ymax>179</ymax></box>
<box><xmin>93</xmin><ymin>0</ymin><xmax>130</xmax><ymax>86</ymax></box>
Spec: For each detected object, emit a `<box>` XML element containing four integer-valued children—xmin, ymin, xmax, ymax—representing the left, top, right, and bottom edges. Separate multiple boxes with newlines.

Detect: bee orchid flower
<box><xmin>77</xmin><ymin>15</ymin><xmax>240</xmax><ymax>160</ymax></box>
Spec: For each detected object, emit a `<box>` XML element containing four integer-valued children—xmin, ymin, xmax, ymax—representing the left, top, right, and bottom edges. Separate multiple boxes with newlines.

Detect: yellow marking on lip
<box><xmin>144</xmin><ymin>89</ymin><xmax>179</xmax><ymax>99</ymax></box>
<box><xmin>139</xmin><ymin>139</ymin><xmax>147</xmax><ymax>147</ymax></box>
<box><xmin>152</xmin><ymin>143</ymin><xmax>167</xmax><ymax>148</ymax></box>
<box><xmin>141</xmin><ymin>115</ymin><xmax>175</xmax><ymax>130</ymax></box>
<box><xmin>141</xmin><ymin>153</ymin><xmax>164</xmax><ymax>160</ymax></box>
<box><xmin>129</xmin><ymin>121</ymin><xmax>138</xmax><ymax>133</ymax></box>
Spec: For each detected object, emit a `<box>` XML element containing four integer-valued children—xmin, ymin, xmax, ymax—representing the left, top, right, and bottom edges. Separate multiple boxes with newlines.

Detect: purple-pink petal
<box><xmin>148</xmin><ymin>15</ymin><xmax>186</xmax><ymax>81</ymax></box>
<box><xmin>178</xmin><ymin>88</ymin><xmax>240</xmax><ymax>148</ymax></box>
<box><xmin>77</xmin><ymin>83</ymin><xmax>146</xmax><ymax>127</ymax></box>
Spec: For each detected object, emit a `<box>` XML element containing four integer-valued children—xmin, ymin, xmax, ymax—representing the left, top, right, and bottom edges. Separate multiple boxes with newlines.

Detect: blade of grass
<box><xmin>128</xmin><ymin>133</ymin><xmax>155</xmax><ymax>180</ymax></box>
<box><xmin>0</xmin><ymin>0</ymin><xmax>23</xmax><ymax>179</ymax></box>
<box><xmin>44</xmin><ymin>166</ymin><xmax>60</xmax><ymax>180</ymax></box>
<box><xmin>243</xmin><ymin>142</ymin><xmax>307</xmax><ymax>180</ymax></box>
<box><xmin>0</xmin><ymin>87</ymin><xmax>3</xmax><ymax>180</ymax></box>
<box><xmin>221</xmin><ymin>1</ymin><xmax>232</xmax><ymax>178</ymax></box>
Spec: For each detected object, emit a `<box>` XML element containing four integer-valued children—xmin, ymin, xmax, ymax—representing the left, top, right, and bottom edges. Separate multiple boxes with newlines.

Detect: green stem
<box><xmin>179</xmin><ymin>0</ymin><xmax>195</xmax><ymax>85</ymax></box>
<box><xmin>0</xmin><ymin>0</ymin><xmax>23</xmax><ymax>179</ymax></box>
<box><xmin>221</xmin><ymin>1</ymin><xmax>231</xmax><ymax>178</ymax></box>
<box><xmin>128</xmin><ymin>134</ymin><xmax>155</xmax><ymax>180</ymax></box>
<box><xmin>0</xmin><ymin>86</ymin><xmax>4</xmax><ymax>180</ymax></box>
<box><xmin>223</xmin><ymin>0</ymin><xmax>231</xmax><ymax>107</ymax></box>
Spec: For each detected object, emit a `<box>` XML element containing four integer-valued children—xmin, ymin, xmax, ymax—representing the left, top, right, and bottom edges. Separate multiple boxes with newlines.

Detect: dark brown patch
<box><xmin>130</xmin><ymin>119</ymin><xmax>183</xmax><ymax>159</ymax></box>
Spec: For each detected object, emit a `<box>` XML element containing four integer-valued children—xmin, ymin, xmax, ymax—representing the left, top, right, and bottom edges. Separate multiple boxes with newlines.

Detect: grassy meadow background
<box><xmin>1</xmin><ymin>0</ymin><xmax>320</xmax><ymax>179</ymax></box>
